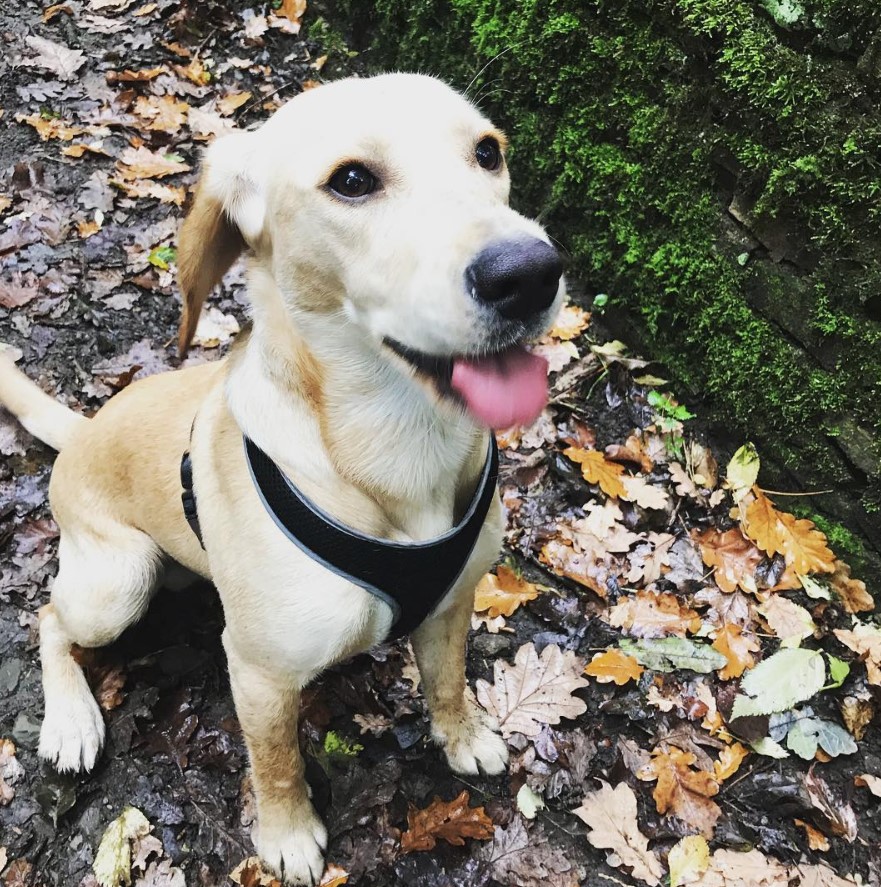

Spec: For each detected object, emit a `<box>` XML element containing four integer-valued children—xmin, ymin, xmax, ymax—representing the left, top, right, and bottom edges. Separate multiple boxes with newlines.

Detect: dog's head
<box><xmin>178</xmin><ymin>73</ymin><xmax>565</xmax><ymax>428</ymax></box>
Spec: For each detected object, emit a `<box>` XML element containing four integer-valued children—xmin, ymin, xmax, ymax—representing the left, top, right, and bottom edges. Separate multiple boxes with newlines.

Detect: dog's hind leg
<box><xmin>411</xmin><ymin>585</ymin><xmax>509</xmax><ymax>777</ymax></box>
<box><xmin>38</xmin><ymin>529</ymin><xmax>161</xmax><ymax>772</ymax></box>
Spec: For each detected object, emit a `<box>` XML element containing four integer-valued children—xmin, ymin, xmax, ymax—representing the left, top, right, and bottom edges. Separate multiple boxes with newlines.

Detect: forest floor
<box><xmin>0</xmin><ymin>1</ymin><xmax>879</xmax><ymax>886</ymax></box>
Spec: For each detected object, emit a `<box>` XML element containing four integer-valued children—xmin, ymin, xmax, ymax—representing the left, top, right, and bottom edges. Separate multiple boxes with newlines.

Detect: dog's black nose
<box><xmin>466</xmin><ymin>237</ymin><xmax>563</xmax><ymax>320</ymax></box>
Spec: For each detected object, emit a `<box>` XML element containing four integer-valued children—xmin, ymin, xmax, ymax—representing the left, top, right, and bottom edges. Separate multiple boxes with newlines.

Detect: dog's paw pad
<box><xmin>435</xmin><ymin>704</ymin><xmax>509</xmax><ymax>777</ymax></box>
<box><xmin>258</xmin><ymin>816</ymin><xmax>327</xmax><ymax>886</ymax></box>
<box><xmin>39</xmin><ymin>692</ymin><xmax>105</xmax><ymax>773</ymax></box>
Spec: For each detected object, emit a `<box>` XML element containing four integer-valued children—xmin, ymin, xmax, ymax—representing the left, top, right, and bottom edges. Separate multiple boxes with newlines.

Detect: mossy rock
<box><xmin>326</xmin><ymin>0</ymin><xmax>881</xmax><ymax>556</ymax></box>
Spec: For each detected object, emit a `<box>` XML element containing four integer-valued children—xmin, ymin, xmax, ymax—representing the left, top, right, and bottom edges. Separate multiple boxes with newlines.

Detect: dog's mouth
<box><xmin>383</xmin><ymin>338</ymin><xmax>548</xmax><ymax>429</ymax></box>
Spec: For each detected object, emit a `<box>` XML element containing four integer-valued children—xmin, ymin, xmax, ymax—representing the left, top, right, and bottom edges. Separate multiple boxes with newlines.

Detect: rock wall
<box><xmin>330</xmin><ymin>0</ymin><xmax>881</xmax><ymax>559</ymax></box>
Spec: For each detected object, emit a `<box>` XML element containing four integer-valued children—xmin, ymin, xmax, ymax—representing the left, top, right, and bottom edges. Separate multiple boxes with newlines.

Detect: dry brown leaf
<box><xmin>608</xmin><ymin>590</ymin><xmax>700</xmax><ymax>639</ymax></box>
<box><xmin>0</xmin><ymin>739</ymin><xmax>24</xmax><ymax>805</ymax></box>
<box><xmin>474</xmin><ymin>566</ymin><xmax>542</xmax><ymax>618</ymax></box>
<box><xmin>838</xmin><ymin>691</ymin><xmax>875</xmax><ymax>740</ymax></box>
<box><xmin>132</xmin><ymin>2</ymin><xmax>157</xmax><ymax>15</ymax></box>
<box><xmin>174</xmin><ymin>58</ymin><xmax>210</xmax><ymax>86</ymax></box>
<box><xmin>77</xmin><ymin>218</ymin><xmax>101</xmax><ymax>238</ymax></box>
<box><xmin>744</xmin><ymin>491</ymin><xmax>835</xmax><ymax>574</ymax></box>
<box><xmin>110</xmin><ymin>179</ymin><xmax>186</xmax><ymax>205</ymax></box>
<box><xmin>855</xmin><ymin>774</ymin><xmax>881</xmax><ymax>797</ymax></box>
<box><xmin>539</xmin><ymin>539</ymin><xmax>612</xmax><ymax>598</ymax></box>
<box><xmin>572</xmin><ymin>781</ymin><xmax>663</xmax><ymax>886</ymax></box>
<box><xmin>16</xmin><ymin>113</ymin><xmax>85</xmax><ymax>141</ymax></box>
<box><xmin>546</xmin><ymin>303</ymin><xmax>590</xmax><ymax>341</ymax></box>
<box><xmin>106</xmin><ymin>66</ymin><xmax>167</xmax><ymax>83</ymax></box>
<box><xmin>625</xmin><ymin>532</ymin><xmax>675</xmax><ymax>584</ymax></box>
<box><xmin>564</xmin><ymin>447</ymin><xmax>626</xmax><ymax>498</ymax></box>
<box><xmin>757</xmin><ymin>595</ymin><xmax>816</xmax><ymax>644</ymax></box>
<box><xmin>476</xmin><ymin>642</ymin><xmax>588</xmax><ymax>738</ymax></box>
<box><xmin>692</xmin><ymin>848</ymin><xmax>790</xmax><ymax>886</ymax></box>
<box><xmin>828</xmin><ymin>560</ymin><xmax>874</xmax><ymax>613</ymax></box>
<box><xmin>133</xmin><ymin>95</ymin><xmax>189</xmax><ymax>133</ymax></box>
<box><xmin>62</xmin><ymin>142</ymin><xmax>110</xmax><ymax>158</ymax></box>
<box><xmin>115</xmin><ymin>147</ymin><xmax>190</xmax><ymax>180</ymax></box>
<box><xmin>834</xmin><ymin>622</ymin><xmax>881</xmax><ymax>685</ymax></box>
<box><xmin>43</xmin><ymin>3</ymin><xmax>73</xmax><ymax>21</ymax></box>
<box><xmin>794</xmin><ymin>818</ymin><xmax>830</xmax><ymax>852</ymax></box>
<box><xmin>605</xmin><ymin>432</ymin><xmax>654</xmax><ymax>473</ymax></box>
<box><xmin>218</xmin><ymin>91</ymin><xmax>253</xmax><ymax>115</ymax></box>
<box><xmin>94</xmin><ymin>665</ymin><xmax>126</xmax><ymax>711</ymax></box>
<box><xmin>622</xmin><ymin>475</ymin><xmax>670</xmax><ymax>510</ymax></box>
<box><xmin>584</xmin><ymin>649</ymin><xmax>644</xmax><ymax>686</ymax></box>
<box><xmin>23</xmin><ymin>35</ymin><xmax>85</xmax><ymax>79</ymax></box>
<box><xmin>711</xmin><ymin>624</ymin><xmax>759</xmax><ymax>680</ymax></box>
<box><xmin>400</xmin><ymin>791</ymin><xmax>493</xmax><ymax>853</ymax></box>
<box><xmin>713</xmin><ymin>742</ymin><xmax>748</xmax><ymax>782</ymax></box>
<box><xmin>639</xmin><ymin>747</ymin><xmax>720</xmax><ymax>838</ymax></box>
<box><xmin>695</xmin><ymin>528</ymin><xmax>761</xmax><ymax>595</ymax></box>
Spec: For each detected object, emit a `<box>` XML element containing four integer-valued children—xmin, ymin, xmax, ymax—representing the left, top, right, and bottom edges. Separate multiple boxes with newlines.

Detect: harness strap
<box><xmin>243</xmin><ymin>435</ymin><xmax>499</xmax><ymax>638</ymax></box>
<box><xmin>180</xmin><ymin>419</ymin><xmax>204</xmax><ymax>549</ymax></box>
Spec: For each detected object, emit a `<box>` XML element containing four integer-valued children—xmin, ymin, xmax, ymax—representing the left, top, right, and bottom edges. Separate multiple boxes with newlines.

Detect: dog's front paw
<box><xmin>39</xmin><ymin>689</ymin><xmax>105</xmax><ymax>773</ymax></box>
<box><xmin>257</xmin><ymin>810</ymin><xmax>328</xmax><ymax>886</ymax></box>
<box><xmin>433</xmin><ymin>699</ymin><xmax>509</xmax><ymax>777</ymax></box>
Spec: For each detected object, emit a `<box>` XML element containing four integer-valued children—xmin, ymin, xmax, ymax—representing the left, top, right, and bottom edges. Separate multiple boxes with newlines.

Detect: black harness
<box><xmin>180</xmin><ymin>435</ymin><xmax>499</xmax><ymax>639</ymax></box>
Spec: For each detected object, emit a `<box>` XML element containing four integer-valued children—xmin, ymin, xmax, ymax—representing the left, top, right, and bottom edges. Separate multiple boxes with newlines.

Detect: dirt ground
<box><xmin>1</xmin><ymin>1</ymin><xmax>880</xmax><ymax>886</ymax></box>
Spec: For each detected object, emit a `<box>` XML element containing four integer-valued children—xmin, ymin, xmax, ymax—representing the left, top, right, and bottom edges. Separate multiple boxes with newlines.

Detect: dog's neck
<box><xmin>224</xmin><ymin>273</ymin><xmax>486</xmax><ymax>542</ymax></box>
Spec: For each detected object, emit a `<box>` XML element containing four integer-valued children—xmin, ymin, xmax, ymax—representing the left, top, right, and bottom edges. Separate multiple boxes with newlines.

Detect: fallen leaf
<box><xmin>106</xmin><ymin>66</ymin><xmax>167</xmax><ymax>83</ymax></box>
<box><xmin>23</xmin><ymin>35</ymin><xmax>85</xmax><ymax>79</ymax></box>
<box><xmin>133</xmin><ymin>858</ymin><xmax>185</xmax><ymax>886</ymax></box>
<box><xmin>838</xmin><ymin>690</ymin><xmax>875</xmax><ymax>740</ymax></box>
<box><xmin>63</xmin><ymin>142</ymin><xmax>110</xmax><ymax>158</ymax></box>
<box><xmin>668</xmin><ymin>835</ymin><xmax>709</xmax><ymax>887</ymax></box>
<box><xmin>622</xmin><ymin>475</ymin><xmax>670</xmax><ymax>510</ymax></box>
<box><xmin>804</xmin><ymin>769</ymin><xmax>858</xmax><ymax>842</ymax></box>
<box><xmin>712</xmin><ymin>624</ymin><xmax>759</xmax><ymax>680</ymax></box>
<box><xmin>608</xmin><ymin>590</ymin><xmax>700</xmax><ymax>638</ymax></box>
<box><xmin>584</xmin><ymin>649</ymin><xmax>644</xmax><ymax>686</ymax></box>
<box><xmin>695</xmin><ymin>528</ymin><xmax>761</xmax><ymax>595</ymax></box>
<box><xmin>564</xmin><ymin>447</ymin><xmax>626</xmax><ymax>498</ymax></box>
<box><xmin>515</xmin><ymin>784</ymin><xmax>545</xmax><ymax>820</ymax></box>
<box><xmin>692</xmin><ymin>848</ymin><xmax>790</xmax><ymax>886</ymax></box>
<box><xmin>833</xmin><ymin>621</ymin><xmax>881</xmax><ymax>685</ymax></box>
<box><xmin>794</xmin><ymin>818</ymin><xmax>831</xmax><ymax>852</ymax></box>
<box><xmin>730</xmin><ymin>648</ymin><xmax>826</xmax><ymax>719</ymax></box>
<box><xmin>0</xmin><ymin>739</ymin><xmax>24</xmax><ymax>805</ymax></box>
<box><xmin>572</xmin><ymin>781</ymin><xmax>663</xmax><ymax>886</ymax></box>
<box><xmin>43</xmin><ymin>3</ymin><xmax>73</xmax><ymax>21</ymax></box>
<box><xmin>547</xmin><ymin>303</ymin><xmax>590</xmax><ymax>340</ymax></box>
<box><xmin>828</xmin><ymin>560</ymin><xmax>874</xmax><ymax>613</ymax></box>
<box><xmin>475</xmin><ymin>565</ymin><xmax>542</xmax><ymax>618</ymax></box>
<box><xmin>712</xmin><ymin>742</ymin><xmax>748</xmax><ymax>782</ymax></box>
<box><xmin>477</xmin><ymin>817</ymin><xmax>578</xmax><ymax>887</ymax></box>
<box><xmin>476</xmin><ymin>642</ymin><xmax>588</xmax><ymax>738</ymax></box>
<box><xmin>639</xmin><ymin>746</ymin><xmax>721</xmax><ymax>838</ymax></box>
<box><xmin>723</xmin><ymin>443</ymin><xmax>759</xmax><ymax>502</ymax></box>
<box><xmin>757</xmin><ymin>595</ymin><xmax>816</xmax><ymax>645</ymax></box>
<box><xmin>854</xmin><ymin>774</ymin><xmax>881</xmax><ymax>797</ymax></box>
<box><xmin>619</xmin><ymin>638</ymin><xmax>727</xmax><ymax>674</ymax></box>
<box><xmin>133</xmin><ymin>95</ymin><xmax>189</xmax><ymax>133</ymax></box>
<box><xmin>400</xmin><ymin>791</ymin><xmax>493</xmax><ymax>853</ymax></box>
<box><xmin>192</xmin><ymin>306</ymin><xmax>240</xmax><ymax>348</ymax></box>
<box><xmin>218</xmin><ymin>91</ymin><xmax>253</xmax><ymax>115</ymax></box>
<box><xmin>15</xmin><ymin>113</ymin><xmax>85</xmax><ymax>141</ymax></box>
<box><xmin>115</xmin><ymin>147</ymin><xmax>190</xmax><ymax>180</ymax></box>
<box><xmin>539</xmin><ymin>539</ymin><xmax>613</xmax><ymax>598</ymax></box>
<box><xmin>110</xmin><ymin>179</ymin><xmax>186</xmax><ymax>205</ymax></box>
<box><xmin>93</xmin><ymin>807</ymin><xmax>152</xmax><ymax>887</ymax></box>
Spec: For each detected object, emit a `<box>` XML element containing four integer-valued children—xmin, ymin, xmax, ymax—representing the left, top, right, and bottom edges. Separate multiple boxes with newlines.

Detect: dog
<box><xmin>0</xmin><ymin>73</ymin><xmax>564</xmax><ymax>884</ymax></box>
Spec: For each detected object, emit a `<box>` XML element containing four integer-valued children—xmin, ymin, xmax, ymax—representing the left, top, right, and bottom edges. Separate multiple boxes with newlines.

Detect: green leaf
<box><xmin>826</xmin><ymin>655</ymin><xmax>850</xmax><ymax>688</ymax></box>
<box><xmin>147</xmin><ymin>245</ymin><xmax>177</xmax><ymax>270</ymax></box>
<box><xmin>786</xmin><ymin>717</ymin><xmax>857</xmax><ymax>760</ymax></box>
<box><xmin>750</xmin><ymin>737</ymin><xmax>789</xmax><ymax>758</ymax></box>
<box><xmin>786</xmin><ymin>720</ymin><xmax>819</xmax><ymax>759</ymax></box>
<box><xmin>724</xmin><ymin>443</ymin><xmax>760</xmax><ymax>502</ymax></box>
<box><xmin>323</xmin><ymin>730</ymin><xmax>363</xmax><ymax>759</ymax></box>
<box><xmin>592</xmin><ymin>293</ymin><xmax>609</xmax><ymax>308</ymax></box>
<box><xmin>618</xmin><ymin>638</ymin><xmax>727</xmax><ymax>674</ymax></box>
<box><xmin>730</xmin><ymin>648</ymin><xmax>825</xmax><ymax>719</ymax></box>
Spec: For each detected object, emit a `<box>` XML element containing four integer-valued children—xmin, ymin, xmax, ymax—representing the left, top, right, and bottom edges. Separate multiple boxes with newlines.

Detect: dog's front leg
<box><xmin>411</xmin><ymin>592</ymin><xmax>508</xmax><ymax>776</ymax></box>
<box><xmin>223</xmin><ymin>630</ymin><xmax>326</xmax><ymax>886</ymax></box>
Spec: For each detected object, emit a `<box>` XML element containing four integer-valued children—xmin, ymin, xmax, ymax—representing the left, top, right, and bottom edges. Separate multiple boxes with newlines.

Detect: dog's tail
<box><xmin>0</xmin><ymin>353</ymin><xmax>87</xmax><ymax>452</ymax></box>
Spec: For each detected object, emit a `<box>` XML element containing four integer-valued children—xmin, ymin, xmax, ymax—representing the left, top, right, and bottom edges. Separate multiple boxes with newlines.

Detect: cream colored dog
<box><xmin>0</xmin><ymin>74</ymin><xmax>564</xmax><ymax>884</ymax></box>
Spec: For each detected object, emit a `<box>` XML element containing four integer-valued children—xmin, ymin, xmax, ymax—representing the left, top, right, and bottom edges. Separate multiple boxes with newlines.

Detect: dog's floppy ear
<box><xmin>177</xmin><ymin>132</ymin><xmax>263</xmax><ymax>355</ymax></box>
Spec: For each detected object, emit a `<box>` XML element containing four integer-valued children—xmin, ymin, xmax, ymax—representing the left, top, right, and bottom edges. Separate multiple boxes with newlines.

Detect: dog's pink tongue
<box><xmin>451</xmin><ymin>346</ymin><xmax>548</xmax><ymax>429</ymax></box>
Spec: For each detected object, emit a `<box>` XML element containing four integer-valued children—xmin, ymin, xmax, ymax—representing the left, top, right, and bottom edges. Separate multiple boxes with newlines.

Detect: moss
<box><xmin>335</xmin><ymin>0</ymin><xmax>881</xmax><ymax>532</ymax></box>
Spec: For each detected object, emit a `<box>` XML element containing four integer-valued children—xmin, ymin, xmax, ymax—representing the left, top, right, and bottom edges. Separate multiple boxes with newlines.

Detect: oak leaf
<box><xmin>133</xmin><ymin>95</ymin><xmax>189</xmax><ymax>133</ymax></box>
<box><xmin>712</xmin><ymin>742</ymin><xmax>749</xmax><ymax>782</ymax></box>
<box><xmin>106</xmin><ymin>66</ymin><xmax>167</xmax><ymax>83</ymax></box>
<box><xmin>476</xmin><ymin>816</ymin><xmax>578</xmax><ymax>887</ymax></box>
<box><xmin>608</xmin><ymin>590</ymin><xmax>700</xmax><ymax>639</ymax></box>
<box><xmin>833</xmin><ymin>622</ymin><xmax>881</xmax><ymax>686</ymax></box>
<box><xmin>693</xmin><ymin>848</ymin><xmax>790</xmax><ymax>886</ymax></box>
<box><xmin>757</xmin><ymin>595</ymin><xmax>816</xmax><ymax>645</ymax></box>
<box><xmin>23</xmin><ymin>35</ymin><xmax>85</xmax><ymax>79</ymax></box>
<box><xmin>711</xmin><ymin>625</ymin><xmax>759</xmax><ymax>679</ymax></box>
<box><xmin>16</xmin><ymin>113</ymin><xmax>85</xmax><ymax>141</ymax></box>
<box><xmin>695</xmin><ymin>528</ymin><xmax>761</xmax><ymax>595</ymax></box>
<box><xmin>668</xmin><ymin>835</ymin><xmax>709</xmax><ymax>887</ymax></box>
<box><xmin>540</xmin><ymin>539</ymin><xmax>612</xmax><ymax>598</ymax></box>
<box><xmin>399</xmin><ymin>791</ymin><xmax>493</xmax><ymax>853</ymax></box>
<box><xmin>584</xmin><ymin>649</ymin><xmax>644</xmax><ymax>686</ymax></box>
<box><xmin>547</xmin><ymin>303</ymin><xmax>590</xmax><ymax>341</ymax></box>
<box><xmin>564</xmin><ymin>447</ymin><xmax>626</xmax><ymax>498</ymax></box>
<box><xmin>218</xmin><ymin>91</ymin><xmax>253</xmax><ymax>116</ymax></box>
<box><xmin>744</xmin><ymin>492</ymin><xmax>835</xmax><ymax>575</ymax></box>
<box><xmin>115</xmin><ymin>147</ymin><xmax>190</xmax><ymax>181</ymax></box>
<box><xmin>622</xmin><ymin>475</ymin><xmax>670</xmax><ymax>510</ymax></box>
<box><xmin>828</xmin><ymin>560</ymin><xmax>874</xmax><ymax>613</ymax></box>
<box><xmin>475</xmin><ymin>565</ymin><xmax>542</xmax><ymax>618</ymax></box>
<box><xmin>476</xmin><ymin>643</ymin><xmax>588</xmax><ymax>738</ymax></box>
<box><xmin>639</xmin><ymin>747</ymin><xmax>720</xmax><ymax>838</ymax></box>
<box><xmin>572</xmin><ymin>781</ymin><xmax>663</xmax><ymax>886</ymax></box>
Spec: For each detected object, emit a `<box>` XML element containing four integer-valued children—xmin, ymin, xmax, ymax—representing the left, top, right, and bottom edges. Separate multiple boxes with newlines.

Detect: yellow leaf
<box><xmin>547</xmin><ymin>303</ymin><xmax>590</xmax><ymax>341</ymax></box>
<box><xmin>585</xmin><ymin>649</ymin><xmax>644</xmax><ymax>685</ymax></box>
<box><xmin>668</xmin><ymin>835</ymin><xmax>709</xmax><ymax>887</ymax></box>
<box><xmin>712</xmin><ymin>625</ymin><xmax>759</xmax><ymax>680</ymax></box>
<box><xmin>564</xmin><ymin>447</ymin><xmax>626</xmax><ymax>498</ymax></box>
<box><xmin>474</xmin><ymin>565</ymin><xmax>541</xmax><ymax>618</ymax></box>
<box><xmin>713</xmin><ymin>742</ymin><xmax>749</xmax><ymax>782</ymax></box>
<box><xmin>218</xmin><ymin>91</ymin><xmax>253</xmax><ymax>116</ymax></box>
<box><xmin>93</xmin><ymin>807</ymin><xmax>151</xmax><ymax>887</ymax></box>
<box><xmin>277</xmin><ymin>0</ymin><xmax>307</xmax><ymax>24</ymax></box>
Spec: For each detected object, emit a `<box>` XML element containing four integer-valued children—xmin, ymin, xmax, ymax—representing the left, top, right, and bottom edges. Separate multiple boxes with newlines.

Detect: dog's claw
<box><xmin>258</xmin><ymin>813</ymin><xmax>327</xmax><ymax>887</ymax></box>
<box><xmin>433</xmin><ymin>699</ymin><xmax>509</xmax><ymax>777</ymax></box>
<box><xmin>39</xmin><ymin>689</ymin><xmax>105</xmax><ymax>773</ymax></box>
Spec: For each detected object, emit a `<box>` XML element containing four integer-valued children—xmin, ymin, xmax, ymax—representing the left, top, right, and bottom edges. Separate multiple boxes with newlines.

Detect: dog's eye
<box><xmin>328</xmin><ymin>164</ymin><xmax>377</xmax><ymax>199</ymax></box>
<box><xmin>475</xmin><ymin>137</ymin><xmax>502</xmax><ymax>171</ymax></box>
